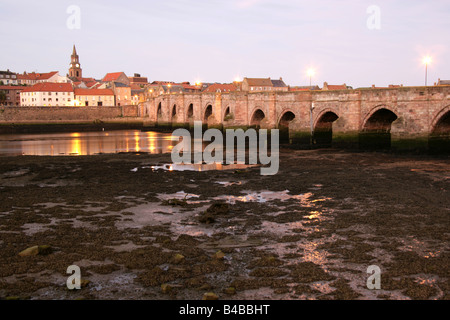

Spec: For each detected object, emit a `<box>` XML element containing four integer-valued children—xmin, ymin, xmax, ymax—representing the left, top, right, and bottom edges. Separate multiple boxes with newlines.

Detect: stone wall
<box><xmin>0</xmin><ymin>105</ymin><xmax>139</xmax><ymax>122</ymax></box>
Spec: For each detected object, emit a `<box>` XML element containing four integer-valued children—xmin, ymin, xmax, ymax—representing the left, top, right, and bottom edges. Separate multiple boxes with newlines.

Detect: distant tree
<box><xmin>0</xmin><ymin>81</ymin><xmax>4</xmax><ymax>86</ymax></box>
<box><xmin>0</xmin><ymin>90</ymin><xmax>6</xmax><ymax>105</ymax></box>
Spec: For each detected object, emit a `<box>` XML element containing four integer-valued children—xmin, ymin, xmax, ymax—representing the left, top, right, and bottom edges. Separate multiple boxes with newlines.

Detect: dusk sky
<box><xmin>1</xmin><ymin>0</ymin><xmax>449</xmax><ymax>88</ymax></box>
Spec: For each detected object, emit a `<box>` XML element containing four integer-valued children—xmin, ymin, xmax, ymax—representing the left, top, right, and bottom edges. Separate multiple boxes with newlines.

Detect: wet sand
<box><xmin>0</xmin><ymin>149</ymin><xmax>448</xmax><ymax>300</ymax></box>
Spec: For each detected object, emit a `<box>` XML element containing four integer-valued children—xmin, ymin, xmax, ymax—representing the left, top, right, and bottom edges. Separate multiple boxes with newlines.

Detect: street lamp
<box><xmin>306</xmin><ymin>68</ymin><xmax>316</xmax><ymax>145</ymax></box>
<box><xmin>307</xmin><ymin>68</ymin><xmax>315</xmax><ymax>88</ymax></box>
<box><xmin>423</xmin><ymin>56</ymin><xmax>431</xmax><ymax>86</ymax></box>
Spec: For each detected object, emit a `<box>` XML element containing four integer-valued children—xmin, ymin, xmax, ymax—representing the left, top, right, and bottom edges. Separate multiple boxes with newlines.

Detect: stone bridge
<box><xmin>140</xmin><ymin>86</ymin><xmax>450</xmax><ymax>151</ymax></box>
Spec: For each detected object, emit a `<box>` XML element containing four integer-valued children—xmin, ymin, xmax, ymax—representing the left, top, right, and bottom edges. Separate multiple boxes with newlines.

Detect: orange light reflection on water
<box><xmin>70</xmin><ymin>133</ymin><xmax>81</xmax><ymax>155</ymax></box>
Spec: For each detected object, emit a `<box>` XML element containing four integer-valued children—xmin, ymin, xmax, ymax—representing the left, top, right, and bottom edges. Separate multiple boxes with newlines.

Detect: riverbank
<box><xmin>0</xmin><ymin>149</ymin><xmax>448</xmax><ymax>300</ymax></box>
<box><xmin>0</xmin><ymin>119</ymin><xmax>145</xmax><ymax>134</ymax></box>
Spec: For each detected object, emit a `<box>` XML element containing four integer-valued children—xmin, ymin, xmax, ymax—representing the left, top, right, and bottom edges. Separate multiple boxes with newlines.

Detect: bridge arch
<box><xmin>203</xmin><ymin>104</ymin><xmax>213</xmax><ymax>122</ymax></box>
<box><xmin>223</xmin><ymin>106</ymin><xmax>232</xmax><ymax>121</ymax></box>
<box><xmin>362</xmin><ymin>106</ymin><xmax>398</xmax><ymax>132</ymax></box>
<box><xmin>278</xmin><ymin>110</ymin><xmax>296</xmax><ymax>143</ymax></box>
<box><xmin>361</xmin><ymin>106</ymin><xmax>398</xmax><ymax>149</ymax></box>
<box><xmin>250</xmin><ymin>108</ymin><xmax>266</xmax><ymax>127</ymax></box>
<box><xmin>186</xmin><ymin>103</ymin><xmax>194</xmax><ymax>120</ymax></box>
<box><xmin>171</xmin><ymin>104</ymin><xmax>177</xmax><ymax>121</ymax></box>
<box><xmin>313</xmin><ymin>109</ymin><xmax>339</xmax><ymax>146</ymax></box>
<box><xmin>429</xmin><ymin>106</ymin><xmax>450</xmax><ymax>153</ymax></box>
<box><xmin>431</xmin><ymin>106</ymin><xmax>450</xmax><ymax>135</ymax></box>
<box><xmin>278</xmin><ymin>110</ymin><xmax>296</xmax><ymax>127</ymax></box>
<box><xmin>156</xmin><ymin>101</ymin><xmax>162</xmax><ymax>119</ymax></box>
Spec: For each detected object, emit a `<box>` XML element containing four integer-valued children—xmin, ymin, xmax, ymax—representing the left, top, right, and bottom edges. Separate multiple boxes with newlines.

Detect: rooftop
<box><xmin>17</xmin><ymin>71</ymin><xmax>59</xmax><ymax>81</ymax></box>
<box><xmin>102</xmin><ymin>72</ymin><xmax>126</xmax><ymax>82</ymax></box>
<box><xmin>204</xmin><ymin>83</ymin><xmax>237</xmax><ymax>92</ymax></box>
<box><xmin>244</xmin><ymin>78</ymin><xmax>273</xmax><ymax>87</ymax></box>
<box><xmin>0</xmin><ymin>85</ymin><xmax>25</xmax><ymax>90</ymax></box>
<box><xmin>22</xmin><ymin>82</ymin><xmax>73</xmax><ymax>93</ymax></box>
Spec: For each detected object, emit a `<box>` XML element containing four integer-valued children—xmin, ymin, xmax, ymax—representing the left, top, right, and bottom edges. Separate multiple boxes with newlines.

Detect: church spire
<box><xmin>69</xmin><ymin>45</ymin><xmax>82</xmax><ymax>80</ymax></box>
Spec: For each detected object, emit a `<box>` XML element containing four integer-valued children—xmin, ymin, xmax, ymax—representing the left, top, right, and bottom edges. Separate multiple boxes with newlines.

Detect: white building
<box><xmin>0</xmin><ymin>70</ymin><xmax>18</xmax><ymax>85</ymax></box>
<box><xmin>20</xmin><ymin>82</ymin><xmax>74</xmax><ymax>106</ymax></box>
<box><xmin>74</xmin><ymin>88</ymin><xmax>115</xmax><ymax>106</ymax></box>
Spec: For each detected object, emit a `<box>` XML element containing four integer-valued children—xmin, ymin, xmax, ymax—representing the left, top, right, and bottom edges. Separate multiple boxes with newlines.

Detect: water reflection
<box><xmin>0</xmin><ymin>130</ymin><xmax>180</xmax><ymax>156</ymax></box>
<box><xmin>151</xmin><ymin>163</ymin><xmax>258</xmax><ymax>172</ymax></box>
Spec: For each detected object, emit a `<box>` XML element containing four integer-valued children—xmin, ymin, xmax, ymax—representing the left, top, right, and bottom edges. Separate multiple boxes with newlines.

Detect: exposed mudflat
<box><xmin>0</xmin><ymin>149</ymin><xmax>448</xmax><ymax>300</ymax></box>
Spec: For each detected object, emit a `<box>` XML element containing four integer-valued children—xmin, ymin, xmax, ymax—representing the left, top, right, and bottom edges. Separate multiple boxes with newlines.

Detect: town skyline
<box><xmin>0</xmin><ymin>0</ymin><xmax>449</xmax><ymax>88</ymax></box>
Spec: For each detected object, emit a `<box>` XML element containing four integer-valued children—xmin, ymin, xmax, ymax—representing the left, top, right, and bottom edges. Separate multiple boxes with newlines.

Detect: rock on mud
<box><xmin>199</xmin><ymin>202</ymin><xmax>230</xmax><ymax>224</ymax></box>
<box><xmin>18</xmin><ymin>245</ymin><xmax>52</xmax><ymax>257</ymax></box>
<box><xmin>203</xmin><ymin>292</ymin><xmax>219</xmax><ymax>300</ymax></box>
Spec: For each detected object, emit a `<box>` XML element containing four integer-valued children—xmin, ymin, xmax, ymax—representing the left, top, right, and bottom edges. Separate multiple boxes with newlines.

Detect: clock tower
<box><xmin>69</xmin><ymin>45</ymin><xmax>82</xmax><ymax>80</ymax></box>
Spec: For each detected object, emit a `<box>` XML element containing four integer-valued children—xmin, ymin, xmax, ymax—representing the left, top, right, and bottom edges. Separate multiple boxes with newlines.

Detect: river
<box><xmin>0</xmin><ymin>130</ymin><xmax>178</xmax><ymax>156</ymax></box>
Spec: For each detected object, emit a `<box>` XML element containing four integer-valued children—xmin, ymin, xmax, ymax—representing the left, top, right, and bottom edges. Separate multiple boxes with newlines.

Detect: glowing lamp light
<box><xmin>423</xmin><ymin>56</ymin><xmax>432</xmax><ymax>65</ymax></box>
<box><xmin>307</xmin><ymin>68</ymin><xmax>316</xmax><ymax>87</ymax></box>
<box><xmin>307</xmin><ymin>68</ymin><xmax>316</xmax><ymax>77</ymax></box>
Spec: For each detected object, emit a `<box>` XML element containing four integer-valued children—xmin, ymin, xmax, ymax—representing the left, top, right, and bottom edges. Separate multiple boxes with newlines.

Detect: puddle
<box><xmin>105</xmin><ymin>241</ymin><xmax>148</xmax><ymax>253</ymax></box>
<box><xmin>198</xmin><ymin>235</ymin><xmax>265</xmax><ymax>249</ymax></box>
<box><xmin>1</xmin><ymin>168</ymin><xmax>30</xmax><ymax>178</ymax></box>
<box><xmin>157</xmin><ymin>191</ymin><xmax>200</xmax><ymax>201</ymax></box>
<box><xmin>150</xmin><ymin>163</ymin><xmax>259</xmax><ymax>172</ymax></box>
<box><xmin>114</xmin><ymin>201</ymin><xmax>214</xmax><ymax>237</ymax></box>
<box><xmin>157</xmin><ymin>191</ymin><xmax>208</xmax><ymax>204</ymax></box>
<box><xmin>214</xmin><ymin>190</ymin><xmax>315</xmax><ymax>204</ymax></box>
<box><xmin>215</xmin><ymin>181</ymin><xmax>246</xmax><ymax>187</ymax></box>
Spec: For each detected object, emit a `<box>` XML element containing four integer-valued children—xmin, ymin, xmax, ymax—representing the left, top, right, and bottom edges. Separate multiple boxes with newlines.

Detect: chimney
<box><xmin>372</xmin><ymin>84</ymin><xmax>376</xmax><ymax>88</ymax></box>
<box><xmin>323</xmin><ymin>82</ymin><xmax>328</xmax><ymax>90</ymax></box>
